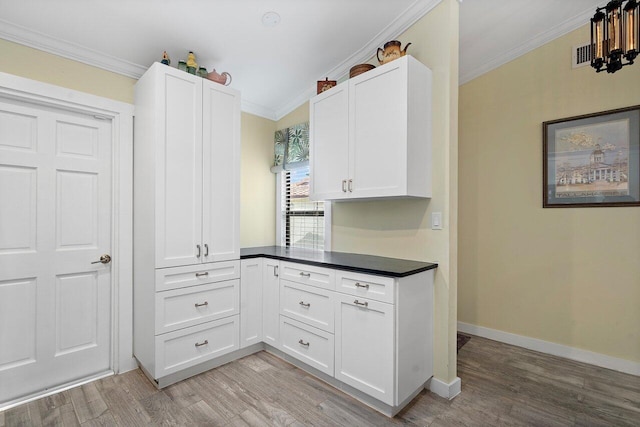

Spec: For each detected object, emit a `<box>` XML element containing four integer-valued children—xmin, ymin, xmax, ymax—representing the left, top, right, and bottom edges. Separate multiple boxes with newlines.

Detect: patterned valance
<box><xmin>271</xmin><ymin>122</ymin><xmax>309</xmax><ymax>173</ymax></box>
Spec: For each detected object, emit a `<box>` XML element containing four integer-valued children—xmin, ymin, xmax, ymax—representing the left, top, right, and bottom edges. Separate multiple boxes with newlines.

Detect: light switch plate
<box><xmin>431</xmin><ymin>212</ymin><xmax>443</xmax><ymax>230</ymax></box>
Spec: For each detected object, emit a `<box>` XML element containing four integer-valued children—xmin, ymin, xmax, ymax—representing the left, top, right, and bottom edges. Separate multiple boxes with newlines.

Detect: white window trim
<box><xmin>275</xmin><ymin>171</ymin><xmax>331</xmax><ymax>251</ymax></box>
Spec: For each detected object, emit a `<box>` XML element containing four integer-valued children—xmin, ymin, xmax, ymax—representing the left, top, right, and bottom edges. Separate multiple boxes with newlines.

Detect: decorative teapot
<box><xmin>376</xmin><ymin>40</ymin><xmax>411</xmax><ymax>65</ymax></box>
<box><xmin>207</xmin><ymin>69</ymin><xmax>232</xmax><ymax>86</ymax></box>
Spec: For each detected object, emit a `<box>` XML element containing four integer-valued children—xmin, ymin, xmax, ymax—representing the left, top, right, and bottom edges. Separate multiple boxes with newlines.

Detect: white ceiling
<box><xmin>0</xmin><ymin>0</ymin><xmax>606</xmax><ymax>120</ymax></box>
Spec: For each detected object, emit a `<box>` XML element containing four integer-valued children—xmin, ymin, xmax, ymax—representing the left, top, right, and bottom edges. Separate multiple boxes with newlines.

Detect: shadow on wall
<box><xmin>332</xmin><ymin>198</ymin><xmax>431</xmax><ymax>231</ymax></box>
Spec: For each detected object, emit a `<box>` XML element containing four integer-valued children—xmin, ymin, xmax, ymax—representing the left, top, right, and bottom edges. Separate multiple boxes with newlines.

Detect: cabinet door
<box><xmin>202</xmin><ymin>82</ymin><xmax>241</xmax><ymax>262</ymax></box>
<box><xmin>310</xmin><ymin>84</ymin><xmax>349</xmax><ymax>200</ymax></box>
<box><xmin>240</xmin><ymin>259</ymin><xmax>263</xmax><ymax>348</ymax></box>
<box><xmin>349</xmin><ymin>62</ymin><xmax>407</xmax><ymax>198</ymax></box>
<box><xmin>262</xmin><ymin>260</ymin><xmax>280</xmax><ymax>347</ymax></box>
<box><xmin>335</xmin><ymin>294</ymin><xmax>395</xmax><ymax>405</ymax></box>
<box><xmin>156</xmin><ymin>70</ymin><xmax>203</xmax><ymax>268</ymax></box>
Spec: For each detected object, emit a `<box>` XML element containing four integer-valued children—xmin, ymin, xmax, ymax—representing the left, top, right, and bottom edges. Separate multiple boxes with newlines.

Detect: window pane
<box><xmin>284</xmin><ymin>166</ymin><xmax>324</xmax><ymax>250</ymax></box>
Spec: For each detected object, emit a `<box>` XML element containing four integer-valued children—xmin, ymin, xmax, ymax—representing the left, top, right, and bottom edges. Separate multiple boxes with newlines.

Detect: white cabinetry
<box><xmin>240</xmin><ymin>259</ymin><xmax>263</xmax><ymax>348</ymax></box>
<box><xmin>133</xmin><ymin>62</ymin><xmax>241</xmax><ymax>386</ymax></box>
<box><xmin>310</xmin><ymin>55</ymin><xmax>432</xmax><ymax>201</ymax></box>
<box><xmin>135</xmin><ymin>62</ymin><xmax>240</xmax><ymax>269</ymax></box>
<box><xmin>278</xmin><ymin>263</ymin><xmax>336</xmax><ymax>376</ymax></box>
<box><xmin>262</xmin><ymin>259</ymin><xmax>280</xmax><ymax>346</ymax></box>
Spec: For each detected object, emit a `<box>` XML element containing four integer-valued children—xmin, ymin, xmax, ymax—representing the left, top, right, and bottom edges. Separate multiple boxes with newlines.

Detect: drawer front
<box><xmin>155</xmin><ymin>316</ymin><xmax>239</xmax><ymax>378</ymax></box>
<box><xmin>156</xmin><ymin>260</ymin><xmax>240</xmax><ymax>292</ymax></box>
<box><xmin>155</xmin><ymin>279</ymin><xmax>239</xmax><ymax>334</ymax></box>
<box><xmin>280</xmin><ymin>316</ymin><xmax>334</xmax><ymax>376</ymax></box>
<box><xmin>280</xmin><ymin>280</ymin><xmax>334</xmax><ymax>333</ymax></box>
<box><xmin>335</xmin><ymin>271</ymin><xmax>395</xmax><ymax>303</ymax></box>
<box><xmin>279</xmin><ymin>261</ymin><xmax>335</xmax><ymax>290</ymax></box>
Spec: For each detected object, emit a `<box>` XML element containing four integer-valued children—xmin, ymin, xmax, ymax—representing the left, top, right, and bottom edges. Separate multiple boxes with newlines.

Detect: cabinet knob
<box><xmin>196</xmin><ymin>244</ymin><xmax>201</xmax><ymax>258</ymax></box>
<box><xmin>298</xmin><ymin>339</ymin><xmax>310</xmax><ymax>347</ymax></box>
<box><xmin>355</xmin><ymin>282</ymin><xmax>369</xmax><ymax>289</ymax></box>
<box><xmin>195</xmin><ymin>301</ymin><xmax>209</xmax><ymax>308</ymax></box>
<box><xmin>195</xmin><ymin>340</ymin><xmax>209</xmax><ymax>348</ymax></box>
<box><xmin>195</xmin><ymin>272</ymin><xmax>209</xmax><ymax>277</ymax></box>
<box><xmin>204</xmin><ymin>243</ymin><xmax>209</xmax><ymax>257</ymax></box>
<box><xmin>299</xmin><ymin>301</ymin><xmax>310</xmax><ymax>308</ymax></box>
<box><xmin>354</xmin><ymin>300</ymin><xmax>369</xmax><ymax>307</ymax></box>
<box><xmin>299</xmin><ymin>272</ymin><xmax>311</xmax><ymax>278</ymax></box>
<box><xmin>342</xmin><ymin>180</ymin><xmax>347</xmax><ymax>192</ymax></box>
<box><xmin>348</xmin><ymin>179</ymin><xmax>353</xmax><ymax>192</ymax></box>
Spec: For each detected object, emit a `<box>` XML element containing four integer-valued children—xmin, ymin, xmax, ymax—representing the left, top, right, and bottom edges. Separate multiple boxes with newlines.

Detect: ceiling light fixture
<box><xmin>591</xmin><ymin>0</ymin><xmax>639</xmax><ymax>73</ymax></box>
<box><xmin>262</xmin><ymin>11</ymin><xmax>281</xmax><ymax>27</ymax></box>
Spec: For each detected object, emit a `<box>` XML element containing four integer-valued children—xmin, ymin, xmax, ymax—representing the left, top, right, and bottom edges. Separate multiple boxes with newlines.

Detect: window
<box><xmin>279</xmin><ymin>166</ymin><xmax>325</xmax><ymax>250</ymax></box>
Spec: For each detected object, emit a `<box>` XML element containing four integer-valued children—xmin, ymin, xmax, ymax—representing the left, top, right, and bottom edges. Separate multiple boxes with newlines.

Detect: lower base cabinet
<box><xmin>334</xmin><ymin>294</ymin><xmax>394</xmax><ymax>405</ymax></box>
<box><xmin>239</xmin><ymin>257</ymin><xmax>434</xmax><ymax>414</ymax></box>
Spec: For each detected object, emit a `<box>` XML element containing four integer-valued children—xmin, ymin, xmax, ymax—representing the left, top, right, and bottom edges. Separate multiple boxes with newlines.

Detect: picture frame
<box><xmin>543</xmin><ymin>105</ymin><xmax>640</xmax><ymax>208</ymax></box>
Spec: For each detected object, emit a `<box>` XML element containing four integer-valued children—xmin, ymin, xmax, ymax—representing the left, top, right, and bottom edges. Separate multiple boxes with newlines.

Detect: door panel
<box><xmin>202</xmin><ymin>82</ymin><xmax>240</xmax><ymax>262</ymax></box>
<box><xmin>155</xmin><ymin>72</ymin><xmax>202</xmax><ymax>268</ymax></box>
<box><xmin>0</xmin><ymin>98</ymin><xmax>112</xmax><ymax>405</ymax></box>
<box><xmin>0</xmin><ymin>166</ymin><xmax>37</xmax><ymax>253</ymax></box>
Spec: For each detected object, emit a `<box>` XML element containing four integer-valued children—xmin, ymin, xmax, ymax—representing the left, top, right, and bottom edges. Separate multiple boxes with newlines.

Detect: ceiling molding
<box><xmin>274</xmin><ymin>0</ymin><xmax>442</xmax><ymax>120</ymax></box>
<box><xmin>459</xmin><ymin>5</ymin><xmax>599</xmax><ymax>85</ymax></box>
<box><xmin>241</xmin><ymin>99</ymin><xmax>278</xmax><ymax>121</ymax></box>
<box><xmin>0</xmin><ymin>19</ymin><xmax>147</xmax><ymax>79</ymax></box>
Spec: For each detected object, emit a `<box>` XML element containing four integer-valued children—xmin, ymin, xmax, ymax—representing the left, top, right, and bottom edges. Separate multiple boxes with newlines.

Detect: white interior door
<box><xmin>0</xmin><ymin>97</ymin><xmax>112</xmax><ymax>405</ymax></box>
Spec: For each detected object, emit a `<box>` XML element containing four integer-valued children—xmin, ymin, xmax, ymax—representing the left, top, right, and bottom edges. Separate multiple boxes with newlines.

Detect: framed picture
<box><xmin>543</xmin><ymin>105</ymin><xmax>640</xmax><ymax>208</ymax></box>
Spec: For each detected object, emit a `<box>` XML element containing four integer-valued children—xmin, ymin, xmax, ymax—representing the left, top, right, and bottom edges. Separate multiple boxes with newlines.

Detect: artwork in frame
<box><xmin>543</xmin><ymin>105</ymin><xmax>640</xmax><ymax>208</ymax></box>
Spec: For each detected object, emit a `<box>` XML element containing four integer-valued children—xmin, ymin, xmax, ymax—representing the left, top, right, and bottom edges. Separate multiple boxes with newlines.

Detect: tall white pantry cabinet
<box><xmin>133</xmin><ymin>62</ymin><xmax>241</xmax><ymax>386</ymax></box>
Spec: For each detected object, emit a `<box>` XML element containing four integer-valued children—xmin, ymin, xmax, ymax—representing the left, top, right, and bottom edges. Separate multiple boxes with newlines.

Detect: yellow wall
<box><xmin>240</xmin><ymin>112</ymin><xmax>277</xmax><ymax>247</ymax></box>
<box><xmin>0</xmin><ymin>39</ymin><xmax>136</xmax><ymax>103</ymax></box>
<box><xmin>278</xmin><ymin>0</ymin><xmax>460</xmax><ymax>383</ymax></box>
<box><xmin>0</xmin><ymin>39</ymin><xmax>277</xmax><ymax>249</ymax></box>
<box><xmin>459</xmin><ymin>26</ymin><xmax>640</xmax><ymax>363</ymax></box>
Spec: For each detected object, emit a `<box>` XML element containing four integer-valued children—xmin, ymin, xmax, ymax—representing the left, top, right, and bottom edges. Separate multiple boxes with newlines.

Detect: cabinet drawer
<box><xmin>155</xmin><ymin>279</ymin><xmax>239</xmax><ymax>334</ymax></box>
<box><xmin>280</xmin><ymin>280</ymin><xmax>334</xmax><ymax>333</ymax></box>
<box><xmin>279</xmin><ymin>261</ymin><xmax>335</xmax><ymax>290</ymax></box>
<box><xmin>335</xmin><ymin>271</ymin><xmax>395</xmax><ymax>303</ymax></box>
<box><xmin>155</xmin><ymin>316</ymin><xmax>239</xmax><ymax>378</ymax></box>
<box><xmin>156</xmin><ymin>260</ymin><xmax>240</xmax><ymax>292</ymax></box>
<box><xmin>280</xmin><ymin>316</ymin><xmax>334</xmax><ymax>376</ymax></box>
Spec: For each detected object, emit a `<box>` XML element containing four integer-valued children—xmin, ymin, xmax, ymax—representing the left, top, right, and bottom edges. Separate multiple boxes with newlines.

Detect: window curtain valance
<box><xmin>270</xmin><ymin>122</ymin><xmax>309</xmax><ymax>173</ymax></box>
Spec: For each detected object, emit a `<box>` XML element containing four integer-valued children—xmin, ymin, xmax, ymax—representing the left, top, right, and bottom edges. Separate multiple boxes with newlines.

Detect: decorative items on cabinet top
<box><xmin>377</xmin><ymin>40</ymin><xmax>411</xmax><ymax>65</ymax></box>
<box><xmin>158</xmin><ymin>50</ymin><xmax>232</xmax><ymax>85</ymax></box>
<box><xmin>240</xmin><ymin>246</ymin><xmax>437</xmax><ymax>278</ymax></box>
<box><xmin>314</xmin><ymin>40</ymin><xmax>412</xmax><ymax>94</ymax></box>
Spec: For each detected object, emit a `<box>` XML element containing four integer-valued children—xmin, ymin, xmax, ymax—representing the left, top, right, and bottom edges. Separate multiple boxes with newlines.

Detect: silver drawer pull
<box><xmin>195</xmin><ymin>340</ymin><xmax>209</xmax><ymax>347</ymax></box>
<box><xmin>299</xmin><ymin>272</ymin><xmax>311</xmax><ymax>278</ymax></box>
<box><xmin>195</xmin><ymin>272</ymin><xmax>209</xmax><ymax>277</ymax></box>
<box><xmin>354</xmin><ymin>300</ymin><xmax>369</xmax><ymax>307</ymax></box>
<box><xmin>299</xmin><ymin>301</ymin><xmax>310</xmax><ymax>308</ymax></box>
<box><xmin>195</xmin><ymin>301</ymin><xmax>208</xmax><ymax>308</ymax></box>
<box><xmin>298</xmin><ymin>339</ymin><xmax>310</xmax><ymax>347</ymax></box>
<box><xmin>355</xmin><ymin>282</ymin><xmax>369</xmax><ymax>289</ymax></box>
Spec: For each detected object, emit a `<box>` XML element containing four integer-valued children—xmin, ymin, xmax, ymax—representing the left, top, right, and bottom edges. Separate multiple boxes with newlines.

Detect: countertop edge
<box><xmin>240</xmin><ymin>248</ymin><xmax>438</xmax><ymax>278</ymax></box>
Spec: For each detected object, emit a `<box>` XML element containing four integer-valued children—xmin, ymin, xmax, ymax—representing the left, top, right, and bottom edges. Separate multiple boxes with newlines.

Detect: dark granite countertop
<box><xmin>240</xmin><ymin>246</ymin><xmax>437</xmax><ymax>278</ymax></box>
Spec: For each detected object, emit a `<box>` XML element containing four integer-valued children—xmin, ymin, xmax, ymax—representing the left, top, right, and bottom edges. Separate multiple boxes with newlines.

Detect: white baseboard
<box><xmin>428</xmin><ymin>376</ymin><xmax>461</xmax><ymax>400</ymax></box>
<box><xmin>458</xmin><ymin>322</ymin><xmax>640</xmax><ymax>377</ymax></box>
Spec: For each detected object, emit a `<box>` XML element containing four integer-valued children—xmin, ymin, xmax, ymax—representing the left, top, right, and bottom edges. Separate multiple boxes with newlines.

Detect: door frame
<box><xmin>0</xmin><ymin>72</ymin><xmax>136</xmax><ymax>390</ymax></box>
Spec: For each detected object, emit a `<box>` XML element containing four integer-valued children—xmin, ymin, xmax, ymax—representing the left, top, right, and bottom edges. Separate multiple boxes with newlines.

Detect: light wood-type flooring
<box><xmin>1</xmin><ymin>335</ymin><xmax>639</xmax><ymax>426</ymax></box>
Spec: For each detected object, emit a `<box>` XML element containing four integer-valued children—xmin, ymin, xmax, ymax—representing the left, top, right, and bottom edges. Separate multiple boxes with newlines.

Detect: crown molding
<box><xmin>274</xmin><ymin>0</ymin><xmax>442</xmax><ymax>120</ymax></box>
<box><xmin>459</xmin><ymin>5</ymin><xmax>599</xmax><ymax>85</ymax></box>
<box><xmin>0</xmin><ymin>19</ymin><xmax>147</xmax><ymax>79</ymax></box>
<box><xmin>241</xmin><ymin>98</ymin><xmax>278</xmax><ymax>121</ymax></box>
<box><xmin>1</xmin><ymin>0</ymin><xmax>442</xmax><ymax>121</ymax></box>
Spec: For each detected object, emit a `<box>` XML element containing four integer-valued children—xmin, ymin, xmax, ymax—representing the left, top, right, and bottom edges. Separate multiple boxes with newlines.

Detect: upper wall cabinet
<box><xmin>310</xmin><ymin>55</ymin><xmax>432</xmax><ymax>201</ymax></box>
<box><xmin>134</xmin><ymin>63</ymin><xmax>240</xmax><ymax>268</ymax></box>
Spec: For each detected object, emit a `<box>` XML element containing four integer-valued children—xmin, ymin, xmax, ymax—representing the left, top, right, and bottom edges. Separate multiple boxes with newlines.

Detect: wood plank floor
<box><xmin>2</xmin><ymin>335</ymin><xmax>639</xmax><ymax>426</ymax></box>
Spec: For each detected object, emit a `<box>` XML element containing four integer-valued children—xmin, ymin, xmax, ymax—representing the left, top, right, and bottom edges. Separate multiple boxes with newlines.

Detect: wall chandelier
<box><xmin>591</xmin><ymin>0</ymin><xmax>639</xmax><ymax>73</ymax></box>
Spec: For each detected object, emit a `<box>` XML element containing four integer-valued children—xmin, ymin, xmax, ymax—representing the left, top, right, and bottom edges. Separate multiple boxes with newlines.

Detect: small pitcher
<box><xmin>377</xmin><ymin>41</ymin><xmax>411</xmax><ymax>65</ymax></box>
